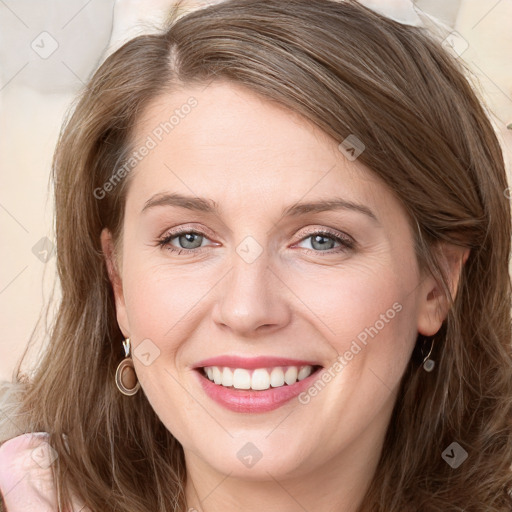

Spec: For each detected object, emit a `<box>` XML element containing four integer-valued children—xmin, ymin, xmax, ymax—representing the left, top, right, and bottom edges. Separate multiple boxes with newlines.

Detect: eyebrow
<box><xmin>142</xmin><ymin>192</ymin><xmax>379</xmax><ymax>224</ymax></box>
<box><xmin>142</xmin><ymin>193</ymin><xmax>217</xmax><ymax>214</ymax></box>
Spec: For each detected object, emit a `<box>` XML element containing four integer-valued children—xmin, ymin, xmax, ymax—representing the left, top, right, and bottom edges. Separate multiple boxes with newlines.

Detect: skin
<box><xmin>101</xmin><ymin>81</ymin><xmax>469</xmax><ymax>512</ymax></box>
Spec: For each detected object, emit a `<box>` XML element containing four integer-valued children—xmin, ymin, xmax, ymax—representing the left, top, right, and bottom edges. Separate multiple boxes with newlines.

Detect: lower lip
<box><xmin>194</xmin><ymin>367</ymin><xmax>323</xmax><ymax>413</ymax></box>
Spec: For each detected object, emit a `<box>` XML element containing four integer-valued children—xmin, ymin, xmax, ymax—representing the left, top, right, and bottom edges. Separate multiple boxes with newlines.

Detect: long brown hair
<box><xmin>2</xmin><ymin>1</ymin><xmax>511</xmax><ymax>510</ymax></box>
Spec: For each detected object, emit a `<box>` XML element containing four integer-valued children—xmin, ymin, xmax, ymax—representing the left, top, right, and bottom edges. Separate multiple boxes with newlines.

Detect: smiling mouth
<box><xmin>196</xmin><ymin>364</ymin><xmax>323</xmax><ymax>391</ymax></box>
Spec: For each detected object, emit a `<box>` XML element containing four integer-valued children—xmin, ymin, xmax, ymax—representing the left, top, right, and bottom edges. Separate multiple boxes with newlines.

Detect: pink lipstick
<box><xmin>193</xmin><ymin>355</ymin><xmax>323</xmax><ymax>413</ymax></box>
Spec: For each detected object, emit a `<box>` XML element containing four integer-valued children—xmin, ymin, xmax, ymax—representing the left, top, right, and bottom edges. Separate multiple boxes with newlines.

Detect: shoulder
<box><xmin>0</xmin><ymin>432</ymin><xmax>59</xmax><ymax>511</ymax></box>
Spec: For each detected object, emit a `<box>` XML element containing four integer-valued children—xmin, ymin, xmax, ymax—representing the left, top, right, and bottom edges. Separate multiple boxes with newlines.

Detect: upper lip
<box><xmin>193</xmin><ymin>355</ymin><xmax>323</xmax><ymax>370</ymax></box>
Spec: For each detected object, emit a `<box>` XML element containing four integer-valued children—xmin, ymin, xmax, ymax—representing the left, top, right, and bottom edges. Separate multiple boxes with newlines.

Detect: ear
<box><xmin>417</xmin><ymin>243</ymin><xmax>470</xmax><ymax>337</ymax></box>
<box><xmin>101</xmin><ymin>228</ymin><xmax>130</xmax><ymax>338</ymax></box>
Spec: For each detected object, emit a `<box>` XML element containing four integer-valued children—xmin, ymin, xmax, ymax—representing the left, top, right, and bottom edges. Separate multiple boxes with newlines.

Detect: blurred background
<box><xmin>0</xmin><ymin>0</ymin><xmax>511</xmax><ymax>381</ymax></box>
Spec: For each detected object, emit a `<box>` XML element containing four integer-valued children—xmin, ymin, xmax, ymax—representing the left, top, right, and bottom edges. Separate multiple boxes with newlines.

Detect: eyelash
<box><xmin>156</xmin><ymin>227</ymin><xmax>356</xmax><ymax>256</ymax></box>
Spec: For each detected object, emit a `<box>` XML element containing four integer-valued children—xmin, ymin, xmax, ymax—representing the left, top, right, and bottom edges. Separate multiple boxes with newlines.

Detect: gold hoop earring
<box><xmin>115</xmin><ymin>338</ymin><xmax>140</xmax><ymax>396</ymax></box>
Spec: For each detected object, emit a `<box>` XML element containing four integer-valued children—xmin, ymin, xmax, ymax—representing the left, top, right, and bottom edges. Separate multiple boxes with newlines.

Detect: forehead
<box><xmin>127</xmin><ymin>81</ymin><xmax>398</xmax><ymax>220</ymax></box>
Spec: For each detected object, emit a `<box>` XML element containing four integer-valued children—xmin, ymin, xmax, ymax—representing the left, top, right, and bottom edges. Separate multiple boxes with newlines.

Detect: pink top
<box><xmin>0</xmin><ymin>433</ymin><xmax>87</xmax><ymax>512</ymax></box>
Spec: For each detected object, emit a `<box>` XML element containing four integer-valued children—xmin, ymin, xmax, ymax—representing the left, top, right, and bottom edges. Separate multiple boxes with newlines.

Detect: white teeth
<box><xmin>202</xmin><ymin>365</ymin><xmax>315</xmax><ymax>390</ymax></box>
<box><xmin>213</xmin><ymin>367</ymin><xmax>222</xmax><ymax>385</ymax></box>
<box><xmin>284</xmin><ymin>366</ymin><xmax>298</xmax><ymax>385</ymax></box>
<box><xmin>251</xmin><ymin>369</ymin><xmax>270</xmax><ymax>390</ymax></box>
<box><xmin>297</xmin><ymin>366</ymin><xmax>311</xmax><ymax>381</ymax></box>
<box><xmin>270</xmin><ymin>367</ymin><xmax>285</xmax><ymax>387</ymax></box>
<box><xmin>232</xmin><ymin>368</ymin><xmax>251</xmax><ymax>389</ymax></box>
<box><xmin>222</xmin><ymin>367</ymin><xmax>233</xmax><ymax>387</ymax></box>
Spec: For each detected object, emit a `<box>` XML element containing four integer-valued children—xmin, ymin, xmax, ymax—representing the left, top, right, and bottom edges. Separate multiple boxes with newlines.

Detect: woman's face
<box><xmin>103</xmin><ymin>82</ymin><xmax>443</xmax><ymax>483</ymax></box>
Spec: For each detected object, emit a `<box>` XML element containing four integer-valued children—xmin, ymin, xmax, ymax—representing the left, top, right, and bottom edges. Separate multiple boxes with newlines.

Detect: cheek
<box><xmin>289</xmin><ymin>261</ymin><xmax>413</xmax><ymax>340</ymax></box>
<box><xmin>119</xmin><ymin>255</ymin><xmax>221</xmax><ymax>414</ymax></box>
<box><xmin>284</xmin><ymin>253</ymin><xmax>419</xmax><ymax>385</ymax></box>
<box><xmin>121</xmin><ymin>255</ymin><xmax>212</xmax><ymax>343</ymax></box>
<box><xmin>119</xmin><ymin>259</ymin><xmax>208</xmax><ymax>440</ymax></box>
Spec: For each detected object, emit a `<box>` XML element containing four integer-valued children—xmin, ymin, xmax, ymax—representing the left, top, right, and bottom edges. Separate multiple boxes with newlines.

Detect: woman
<box><xmin>1</xmin><ymin>0</ymin><xmax>511</xmax><ymax>510</ymax></box>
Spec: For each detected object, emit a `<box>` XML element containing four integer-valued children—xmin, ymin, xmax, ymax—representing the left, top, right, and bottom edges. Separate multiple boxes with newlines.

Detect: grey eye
<box><xmin>176</xmin><ymin>232</ymin><xmax>204</xmax><ymax>249</ymax></box>
<box><xmin>297</xmin><ymin>234</ymin><xmax>339</xmax><ymax>251</ymax></box>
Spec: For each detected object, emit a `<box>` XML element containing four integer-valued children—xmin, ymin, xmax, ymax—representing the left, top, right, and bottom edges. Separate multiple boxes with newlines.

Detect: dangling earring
<box><xmin>421</xmin><ymin>337</ymin><xmax>436</xmax><ymax>372</ymax></box>
<box><xmin>115</xmin><ymin>338</ymin><xmax>140</xmax><ymax>396</ymax></box>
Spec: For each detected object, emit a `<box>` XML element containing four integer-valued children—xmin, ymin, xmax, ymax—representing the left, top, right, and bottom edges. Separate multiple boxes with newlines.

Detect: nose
<box><xmin>211</xmin><ymin>248</ymin><xmax>291</xmax><ymax>338</ymax></box>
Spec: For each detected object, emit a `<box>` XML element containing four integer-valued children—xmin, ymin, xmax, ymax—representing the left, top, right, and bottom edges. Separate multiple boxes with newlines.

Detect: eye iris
<box><xmin>179</xmin><ymin>232</ymin><xmax>203</xmax><ymax>249</ymax></box>
<box><xmin>311</xmin><ymin>234</ymin><xmax>335</xmax><ymax>250</ymax></box>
